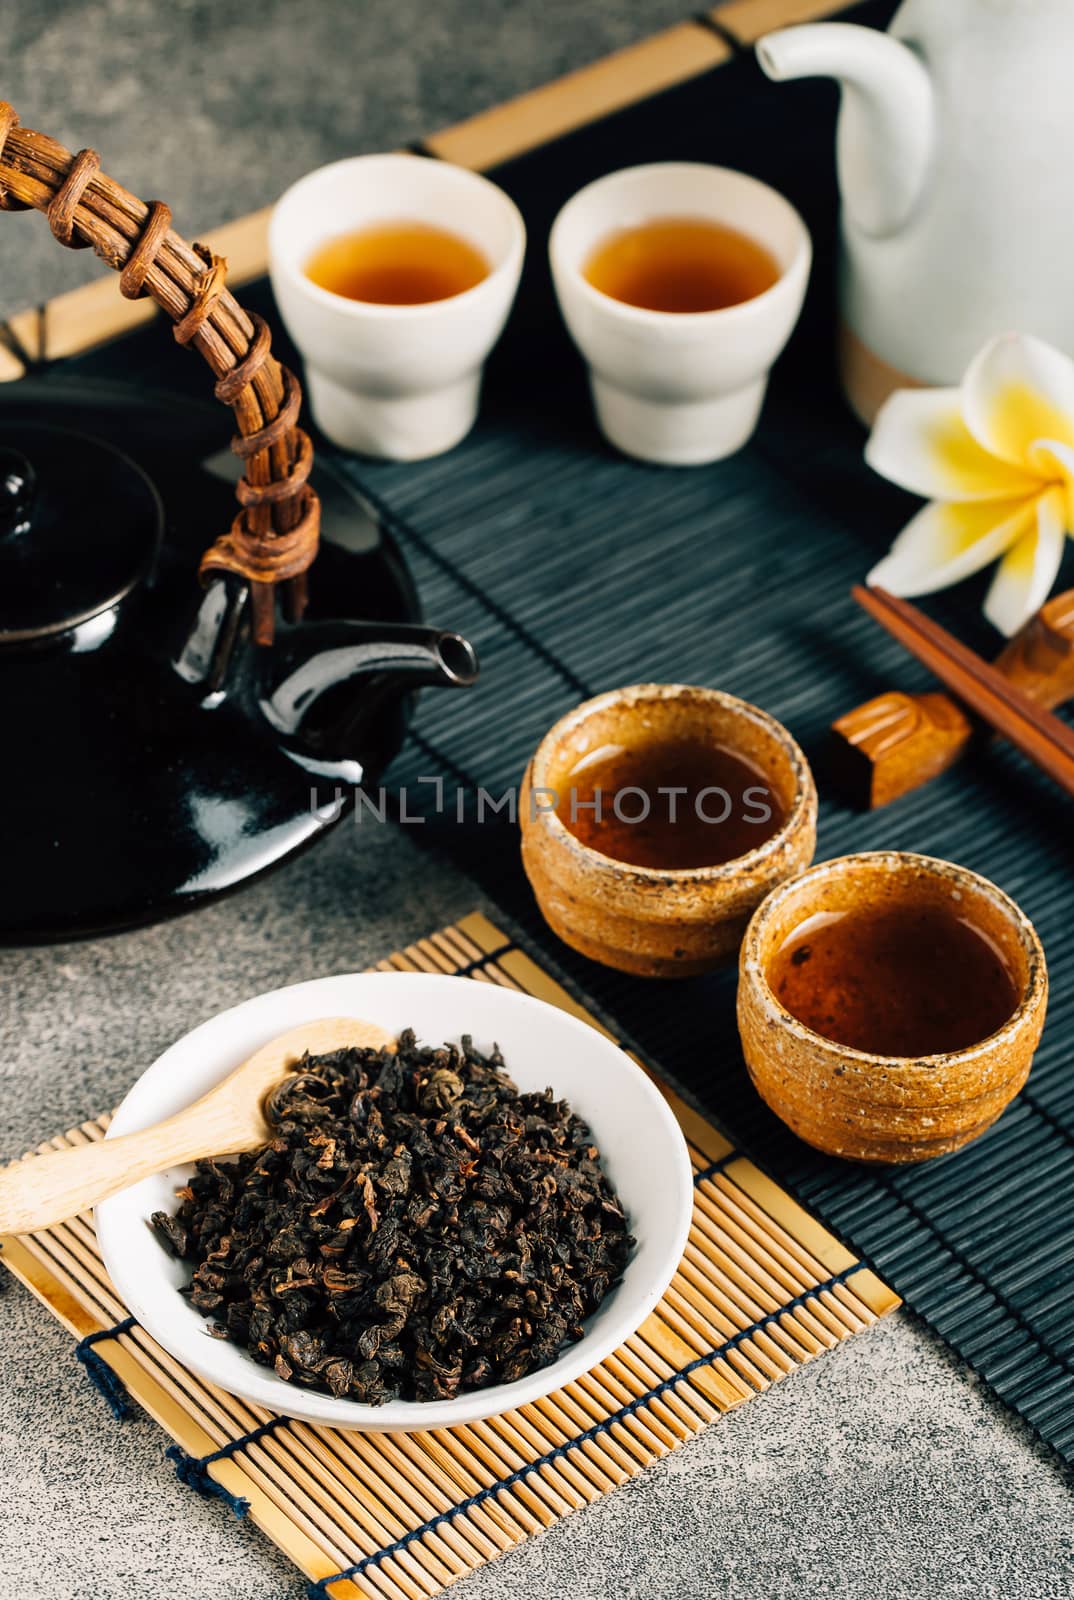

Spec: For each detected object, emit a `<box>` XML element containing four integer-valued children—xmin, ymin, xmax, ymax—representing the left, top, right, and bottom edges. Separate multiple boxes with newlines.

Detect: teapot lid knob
<box><xmin>0</xmin><ymin>423</ymin><xmax>162</xmax><ymax>648</ymax></box>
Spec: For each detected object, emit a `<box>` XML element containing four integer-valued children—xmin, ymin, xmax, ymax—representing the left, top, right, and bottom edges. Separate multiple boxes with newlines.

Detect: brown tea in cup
<box><xmin>769</xmin><ymin>903</ymin><xmax>1020</xmax><ymax>1057</ymax></box>
<box><xmin>738</xmin><ymin>852</ymin><xmax>1047</xmax><ymax>1162</ymax></box>
<box><xmin>520</xmin><ymin>684</ymin><xmax>817</xmax><ymax>977</ymax></box>
<box><xmin>582</xmin><ymin>217</ymin><xmax>780</xmax><ymax>313</ymax></box>
<box><xmin>305</xmin><ymin>222</ymin><xmax>489</xmax><ymax>305</ymax></box>
<box><xmin>556</xmin><ymin>736</ymin><xmax>787</xmax><ymax>869</ymax></box>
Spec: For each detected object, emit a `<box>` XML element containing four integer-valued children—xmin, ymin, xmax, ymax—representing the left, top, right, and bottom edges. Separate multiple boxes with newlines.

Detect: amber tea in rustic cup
<box><xmin>738</xmin><ymin>852</ymin><xmax>1048</xmax><ymax>1164</ymax></box>
<box><xmin>520</xmin><ymin>684</ymin><xmax>817</xmax><ymax>977</ymax></box>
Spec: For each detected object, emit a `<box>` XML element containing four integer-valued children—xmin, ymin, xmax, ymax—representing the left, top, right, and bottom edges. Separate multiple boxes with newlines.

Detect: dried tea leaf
<box><xmin>152</xmin><ymin>1029</ymin><xmax>633</xmax><ymax>1404</ymax></box>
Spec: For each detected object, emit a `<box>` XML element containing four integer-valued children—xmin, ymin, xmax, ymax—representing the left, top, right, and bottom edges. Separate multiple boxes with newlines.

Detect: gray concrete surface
<box><xmin>1</xmin><ymin>3</ymin><xmax>1072</xmax><ymax>1598</ymax></box>
<box><xmin>1</xmin><ymin>0</ymin><xmax>699</xmax><ymax>319</ymax></box>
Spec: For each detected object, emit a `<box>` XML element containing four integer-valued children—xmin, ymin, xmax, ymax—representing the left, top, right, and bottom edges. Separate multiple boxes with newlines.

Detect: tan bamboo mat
<box><xmin>0</xmin><ymin>912</ymin><xmax>898</xmax><ymax>1600</ymax></box>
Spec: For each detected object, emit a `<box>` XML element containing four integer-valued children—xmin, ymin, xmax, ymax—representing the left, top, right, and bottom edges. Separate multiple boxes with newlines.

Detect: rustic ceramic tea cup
<box><xmin>548</xmin><ymin>163</ymin><xmax>811</xmax><ymax>465</ymax></box>
<box><xmin>738</xmin><ymin>852</ymin><xmax>1048</xmax><ymax>1164</ymax></box>
<box><xmin>520</xmin><ymin>683</ymin><xmax>817</xmax><ymax>977</ymax></box>
<box><xmin>270</xmin><ymin>154</ymin><xmax>525</xmax><ymax>460</ymax></box>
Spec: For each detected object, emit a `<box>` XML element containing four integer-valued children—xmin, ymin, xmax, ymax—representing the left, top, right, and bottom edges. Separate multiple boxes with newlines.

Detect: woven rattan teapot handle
<box><xmin>0</xmin><ymin>102</ymin><xmax>316</xmax><ymax>645</ymax></box>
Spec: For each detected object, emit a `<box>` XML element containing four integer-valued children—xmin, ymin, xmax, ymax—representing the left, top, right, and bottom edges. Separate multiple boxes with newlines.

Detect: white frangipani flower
<box><xmin>865</xmin><ymin>333</ymin><xmax>1074</xmax><ymax>636</ymax></box>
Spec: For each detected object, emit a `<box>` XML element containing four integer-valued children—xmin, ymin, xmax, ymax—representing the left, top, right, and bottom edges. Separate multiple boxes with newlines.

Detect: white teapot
<box><xmin>758</xmin><ymin>1</ymin><xmax>1074</xmax><ymax>421</ymax></box>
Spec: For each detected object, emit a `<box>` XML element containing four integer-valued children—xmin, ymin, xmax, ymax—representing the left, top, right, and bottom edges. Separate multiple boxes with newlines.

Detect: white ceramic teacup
<box><xmin>270</xmin><ymin>154</ymin><xmax>525</xmax><ymax>460</ymax></box>
<box><xmin>549</xmin><ymin>163</ymin><xmax>811</xmax><ymax>465</ymax></box>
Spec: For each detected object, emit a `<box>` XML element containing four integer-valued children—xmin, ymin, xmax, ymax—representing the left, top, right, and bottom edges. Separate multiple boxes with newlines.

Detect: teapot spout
<box><xmin>262</xmin><ymin>621</ymin><xmax>479</xmax><ymax>780</ymax></box>
<box><xmin>757</xmin><ymin>23</ymin><xmax>933</xmax><ymax>238</ymax></box>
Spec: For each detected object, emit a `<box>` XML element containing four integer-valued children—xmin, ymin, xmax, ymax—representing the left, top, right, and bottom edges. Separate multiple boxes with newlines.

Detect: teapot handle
<box><xmin>0</xmin><ymin>101</ymin><xmax>313</xmax><ymax>647</ymax></box>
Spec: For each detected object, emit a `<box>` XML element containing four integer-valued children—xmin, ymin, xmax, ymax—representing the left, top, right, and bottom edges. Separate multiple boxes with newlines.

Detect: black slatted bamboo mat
<box><xmin>35</xmin><ymin>0</ymin><xmax>1074</xmax><ymax>1460</ymax></box>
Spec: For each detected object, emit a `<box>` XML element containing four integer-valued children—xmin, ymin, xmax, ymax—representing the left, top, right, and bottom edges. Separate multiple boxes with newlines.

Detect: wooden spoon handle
<box><xmin>0</xmin><ymin>1015</ymin><xmax>396</xmax><ymax>1236</ymax></box>
<box><xmin>0</xmin><ymin>1105</ymin><xmax>260</xmax><ymax>1237</ymax></box>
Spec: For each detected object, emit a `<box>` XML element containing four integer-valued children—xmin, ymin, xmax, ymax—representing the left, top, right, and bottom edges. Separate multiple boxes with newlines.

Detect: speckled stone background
<box><xmin>1</xmin><ymin>3</ymin><xmax>1072</xmax><ymax>1598</ymax></box>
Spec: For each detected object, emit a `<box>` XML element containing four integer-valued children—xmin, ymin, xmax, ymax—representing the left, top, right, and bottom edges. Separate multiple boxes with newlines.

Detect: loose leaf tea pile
<box><xmin>152</xmin><ymin>1030</ymin><xmax>633</xmax><ymax>1405</ymax></box>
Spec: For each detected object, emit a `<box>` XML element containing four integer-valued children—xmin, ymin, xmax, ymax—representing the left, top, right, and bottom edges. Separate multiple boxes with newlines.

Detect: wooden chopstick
<box><xmin>852</xmin><ymin>585</ymin><xmax>1074</xmax><ymax>799</ymax></box>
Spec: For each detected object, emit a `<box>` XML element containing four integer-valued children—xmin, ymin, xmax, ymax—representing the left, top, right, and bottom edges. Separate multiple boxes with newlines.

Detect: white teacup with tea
<box><xmin>549</xmin><ymin>163</ymin><xmax>811</xmax><ymax>465</ymax></box>
<box><xmin>270</xmin><ymin>154</ymin><xmax>525</xmax><ymax>460</ymax></box>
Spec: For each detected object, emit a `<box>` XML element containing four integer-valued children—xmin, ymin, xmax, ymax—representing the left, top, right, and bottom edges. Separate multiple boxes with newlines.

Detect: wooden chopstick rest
<box><xmin>852</xmin><ymin>585</ymin><xmax>1074</xmax><ymax>799</ymax></box>
<box><xmin>830</xmin><ymin>589</ymin><xmax>1074</xmax><ymax>807</ymax></box>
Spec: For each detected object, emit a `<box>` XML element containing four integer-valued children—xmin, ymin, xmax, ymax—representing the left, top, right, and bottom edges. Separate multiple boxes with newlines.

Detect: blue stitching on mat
<box><xmin>167</xmin><ymin>1415</ymin><xmax>286</xmax><ymax>1519</ymax></box>
<box><xmin>452</xmin><ymin>943</ymin><xmax>517</xmax><ymax>978</ymax></box>
<box><xmin>75</xmin><ymin>1315</ymin><xmax>136</xmax><ymax>1420</ymax></box>
<box><xmin>693</xmin><ymin>1151</ymin><xmax>738</xmax><ymax>1186</ymax></box>
<box><xmin>305</xmin><ymin>1265</ymin><xmax>862</xmax><ymax>1597</ymax></box>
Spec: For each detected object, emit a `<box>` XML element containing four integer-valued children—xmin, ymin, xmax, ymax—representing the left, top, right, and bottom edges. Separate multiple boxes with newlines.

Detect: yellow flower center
<box><xmin>990</xmin><ymin>382</ymin><xmax>1074</xmax><ymax>477</ymax></box>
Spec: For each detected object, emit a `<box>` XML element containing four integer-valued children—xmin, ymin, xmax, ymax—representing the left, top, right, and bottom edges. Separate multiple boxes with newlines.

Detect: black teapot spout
<box><xmin>260</xmin><ymin>618</ymin><xmax>479</xmax><ymax>779</ymax></box>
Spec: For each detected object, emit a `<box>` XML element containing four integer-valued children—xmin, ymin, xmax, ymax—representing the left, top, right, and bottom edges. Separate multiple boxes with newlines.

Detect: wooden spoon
<box><xmin>0</xmin><ymin>1017</ymin><xmax>395</xmax><ymax>1237</ymax></box>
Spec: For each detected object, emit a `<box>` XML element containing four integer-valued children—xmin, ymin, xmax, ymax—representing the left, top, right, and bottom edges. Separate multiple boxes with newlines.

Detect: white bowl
<box><xmin>96</xmin><ymin>971</ymin><xmax>693</xmax><ymax>1431</ymax></box>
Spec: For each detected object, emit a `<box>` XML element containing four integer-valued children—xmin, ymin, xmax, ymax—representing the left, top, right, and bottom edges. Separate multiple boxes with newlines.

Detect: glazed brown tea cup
<box><xmin>738</xmin><ymin>852</ymin><xmax>1048</xmax><ymax>1163</ymax></box>
<box><xmin>519</xmin><ymin>683</ymin><xmax>817</xmax><ymax>977</ymax></box>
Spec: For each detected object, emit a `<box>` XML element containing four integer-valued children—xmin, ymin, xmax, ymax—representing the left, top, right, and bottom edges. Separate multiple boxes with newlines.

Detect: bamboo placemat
<box><xmin>1</xmin><ymin>912</ymin><xmax>897</xmax><ymax>1599</ymax></box>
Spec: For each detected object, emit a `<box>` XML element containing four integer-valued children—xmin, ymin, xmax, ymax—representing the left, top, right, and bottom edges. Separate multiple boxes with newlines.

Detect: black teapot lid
<box><xmin>0</xmin><ymin>421</ymin><xmax>162</xmax><ymax>645</ymax></box>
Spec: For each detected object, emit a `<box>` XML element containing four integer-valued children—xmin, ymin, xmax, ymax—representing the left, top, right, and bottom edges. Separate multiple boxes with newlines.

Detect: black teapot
<box><xmin>0</xmin><ymin>383</ymin><xmax>477</xmax><ymax>942</ymax></box>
